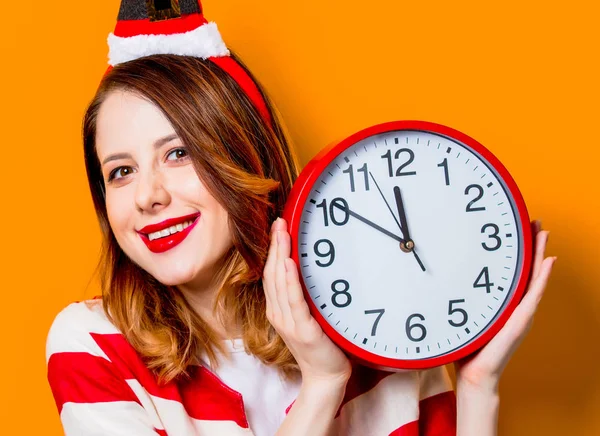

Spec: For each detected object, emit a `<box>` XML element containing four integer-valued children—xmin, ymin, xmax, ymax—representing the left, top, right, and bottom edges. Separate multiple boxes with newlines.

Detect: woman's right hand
<box><xmin>263</xmin><ymin>217</ymin><xmax>352</xmax><ymax>387</ymax></box>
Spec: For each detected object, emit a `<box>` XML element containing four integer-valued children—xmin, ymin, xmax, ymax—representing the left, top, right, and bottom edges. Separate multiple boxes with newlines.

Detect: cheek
<box><xmin>105</xmin><ymin>191</ymin><xmax>133</xmax><ymax>236</ymax></box>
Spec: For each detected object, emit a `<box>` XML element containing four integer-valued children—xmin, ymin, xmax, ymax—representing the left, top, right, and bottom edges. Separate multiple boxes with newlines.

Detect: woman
<box><xmin>46</xmin><ymin>2</ymin><xmax>556</xmax><ymax>435</ymax></box>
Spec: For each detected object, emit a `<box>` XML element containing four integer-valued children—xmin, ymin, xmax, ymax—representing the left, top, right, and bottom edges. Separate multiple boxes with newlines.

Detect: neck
<box><xmin>177</xmin><ymin>276</ymin><xmax>242</xmax><ymax>341</ymax></box>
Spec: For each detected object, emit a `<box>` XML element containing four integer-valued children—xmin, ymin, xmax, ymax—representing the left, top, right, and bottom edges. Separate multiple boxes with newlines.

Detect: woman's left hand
<box><xmin>453</xmin><ymin>219</ymin><xmax>557</xmax><ymax>393</ymax></box>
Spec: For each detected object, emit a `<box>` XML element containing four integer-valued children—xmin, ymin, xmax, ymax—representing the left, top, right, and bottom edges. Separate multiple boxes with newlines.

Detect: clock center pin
<box><xmin>400</xmin><ymin>240</ymin><xmax>415</xmax><ymax>253</ymax></box>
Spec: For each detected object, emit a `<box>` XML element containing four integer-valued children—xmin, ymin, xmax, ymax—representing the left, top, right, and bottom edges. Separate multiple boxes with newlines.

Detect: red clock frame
<box><xmin>283</xmin><ymin>120</ymin><xmax>534</xmax><ymax>371</ymax></box>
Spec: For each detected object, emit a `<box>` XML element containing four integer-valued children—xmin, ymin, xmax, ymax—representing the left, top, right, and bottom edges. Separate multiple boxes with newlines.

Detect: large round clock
<box><xmin>283</xmin><ymin>120</ymin><xmax>533</xmax><ymax>370</ymax></box>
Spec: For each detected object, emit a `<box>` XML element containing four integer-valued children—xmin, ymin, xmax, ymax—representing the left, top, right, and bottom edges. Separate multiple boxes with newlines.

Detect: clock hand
<box><xmin>393</xmin><ymin>186</ymin><xmax>426</xmax><ymax>272</ymax></box>
<box><xmin>369</xmin><ymin>171</ymin><xmax>406</xmax><ymax>236</ymax></box>
<box><xmin>330</xmin><ymin>202</ymin><xmax>406</xmax><ymax>244</ymax></box>
<box><xmin>394</xmin><ymin>186</ymin><xmax>411</xmax><ymax>241</ymax></box>
<box><xmin>369</xmin><ymin>172</ymin><xmax>426</xmax><ymax>272</ymax></box>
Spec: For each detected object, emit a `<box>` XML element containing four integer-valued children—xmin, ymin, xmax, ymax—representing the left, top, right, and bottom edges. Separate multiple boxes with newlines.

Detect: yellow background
<box><xmin>1</xmin><ymin>0</ymin><xmax>597</xmax><ymax>434</ymax></box>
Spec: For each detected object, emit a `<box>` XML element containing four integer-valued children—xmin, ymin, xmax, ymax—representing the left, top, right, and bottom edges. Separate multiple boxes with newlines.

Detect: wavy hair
<box><xmin>83</xmin><ymin>54</ymin><xmax>301</xmax><ymax>384</ymax></box>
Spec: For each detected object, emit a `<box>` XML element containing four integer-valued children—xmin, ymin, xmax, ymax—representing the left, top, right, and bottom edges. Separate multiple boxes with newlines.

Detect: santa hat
<box><xmin>106</xmin><ymin>0</ymin><xmax>271</xmax><ymax>125</ymax></box>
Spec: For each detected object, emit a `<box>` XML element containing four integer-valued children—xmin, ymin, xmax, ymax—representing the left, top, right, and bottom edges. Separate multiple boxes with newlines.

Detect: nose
<box><xmin>134</xmin><ymin>167</ymin><xmax>171</xmax><ymax>213</ymax></box>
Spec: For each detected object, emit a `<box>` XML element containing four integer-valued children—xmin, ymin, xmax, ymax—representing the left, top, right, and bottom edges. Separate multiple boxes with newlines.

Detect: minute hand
<box><xmin>394</xmin><ymin>186</ymin><xmax>411</xmax><ymax>241</ymax></box>
<box><xmin>331</xmin><ymin>202</ymin><xmax>406</xmax><ymax>244</ymax></box>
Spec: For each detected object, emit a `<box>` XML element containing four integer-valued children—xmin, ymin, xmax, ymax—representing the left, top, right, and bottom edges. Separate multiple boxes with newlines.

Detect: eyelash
<box><xmin>107</xmin><ymin>147</ymin><xmax>190</xmax><ymax>182</ymax></box>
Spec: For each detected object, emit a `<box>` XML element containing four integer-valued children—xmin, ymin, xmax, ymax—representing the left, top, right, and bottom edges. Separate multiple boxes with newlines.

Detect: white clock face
<box><xmin>297</xmin><ymin>130</ymin><xmax>524</xmax><ymax>361</ymax></box>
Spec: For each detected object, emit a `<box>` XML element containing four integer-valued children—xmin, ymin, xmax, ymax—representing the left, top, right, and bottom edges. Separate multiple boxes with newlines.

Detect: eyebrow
<box><xmin>101</xmin><ymin>134</ymin><xmax>179</xmax><ymax>166</ymax></box>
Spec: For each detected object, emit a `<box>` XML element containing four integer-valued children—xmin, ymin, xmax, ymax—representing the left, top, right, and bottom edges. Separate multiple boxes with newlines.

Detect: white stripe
<box><xmin>335</xmin><ymin>371</ymin><xmax>420</xmax><ymax>435</ymax></box>
<box><xmin>419</xmin><ymin>365</ymin><xmax>454</xmax><ymax>400</ymax></box>
<box><xmin>333</xmin><ymin>368</ymin><xmax>454</xmax><ymax>435</ymax></box>
<box><xmin>46</xmin><ymin>300</ymin><xmax>119</xmax><ymax>363</ymax></box>
<box><xmin>61</xmin><ymin>401</ymin><xmax>159</xmax><ymax>435</ymax></box>
<box><xmin>108</xmin><ymin>22</ymin><xmax>230</xmax><ymax>66</ymax></box>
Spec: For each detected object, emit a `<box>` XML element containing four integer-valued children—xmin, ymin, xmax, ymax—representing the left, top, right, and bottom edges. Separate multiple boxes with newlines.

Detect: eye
<box><xmin>166</xmin><ymin>148</ymin><xmax>189</xmax><ymax>162</ymax></box>
<box><xmin>108</xmin><ymin>166</ymin><xmax>135</xmax><ymax>182</ymax></box>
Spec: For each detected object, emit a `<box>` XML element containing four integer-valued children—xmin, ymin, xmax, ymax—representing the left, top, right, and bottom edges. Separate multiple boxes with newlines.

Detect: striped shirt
<box><xmin>46</xmin><ymin>299</ymin><xmax>456</xmax><ymax>435</ymax></box>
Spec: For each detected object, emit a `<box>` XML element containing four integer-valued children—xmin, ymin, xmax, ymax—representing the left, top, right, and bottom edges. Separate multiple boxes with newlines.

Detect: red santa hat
<box><xmin>106</xmin><ymin>0</ymin><xmax>271</xmax><ymax>125</ymax></box>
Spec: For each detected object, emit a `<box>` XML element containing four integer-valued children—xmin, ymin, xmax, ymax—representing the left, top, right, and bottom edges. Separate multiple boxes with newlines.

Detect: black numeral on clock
<box><xmin>406</xmin><ymin>313</ymin><xmax>427</xmax><ymax>342</ymax></box>
<box><xmin>381</xmin><ymin>149</ymin><xmax>417</xmax><ymax>177</ymax></box>
<box><xmin>465</xmin><ymin>184</ymin><xmax>486</xmax><ymax>212</ymax></box>
<box><xmin>316</xmin><ymin>198</ymin><xmax>349</xmax><ymax>227</ymax></box>
<box><xmin>343</xmin><ymin>163</ymin><xmax>370</xmax><ymax>192</ymax></box>
<box><xmin>473</xmin><ymin>266</ymin><xmax>494</xmax><ymax>293</ymax></box>
<box><xmin>364</xmin><ymin>309</ymin><xmax>385</xmax><ymax>336</ymax></box>
<box><xmin>331</xmin><ymin>279</ymin><xmax>352</xmax><ymax>308</ymax></box>
<box><xmin>481</xmin><ymin>223</ymin><xmax>502</xmax><ymax>251</ymax></box>
<box><xmin>448</xmin><ymin>299</ymin><xmax>468</xmax><ymax>327</ymax></box>
<box><xmin>314</xmin><ymin>239</ymin><xmax>335</xmax><ymax>267</ymax></box>
<box><xmin>438</xmin><ymin>158</ymin><xmax>450</xmax><ymax>186</ymax></box>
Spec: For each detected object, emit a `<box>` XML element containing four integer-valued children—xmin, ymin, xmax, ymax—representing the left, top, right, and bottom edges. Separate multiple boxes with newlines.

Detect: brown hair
<box><xmin>83</xmin><ymin>54</ymin><xmax>301</xmax><ymax>384</ymax></box>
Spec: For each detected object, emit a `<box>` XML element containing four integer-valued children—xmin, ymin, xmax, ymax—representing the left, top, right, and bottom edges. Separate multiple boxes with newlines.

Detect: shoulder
<box><xmin>45</xmin><ymin>298</ymin><xmax>120</xmax><ymax>363</ymax></box>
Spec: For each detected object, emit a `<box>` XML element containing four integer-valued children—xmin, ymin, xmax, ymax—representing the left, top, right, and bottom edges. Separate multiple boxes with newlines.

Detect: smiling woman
<box><xmin>45</xmin><ymin>1</ymin><xmax>555</xmax><ymax>435</ymax></box>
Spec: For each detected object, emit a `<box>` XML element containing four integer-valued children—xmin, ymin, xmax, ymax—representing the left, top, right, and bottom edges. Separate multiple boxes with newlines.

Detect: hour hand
<box><xmin>331</xmin><ymin>202</ymin><xmax>406</xmax><ymax>244</ymax></box>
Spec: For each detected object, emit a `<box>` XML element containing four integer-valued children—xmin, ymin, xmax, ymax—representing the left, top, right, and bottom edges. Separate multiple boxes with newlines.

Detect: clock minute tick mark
<box><xmin>328</xmin><ymin>171</ymin><xmax>334</xmax><ymax>177</ymax></box>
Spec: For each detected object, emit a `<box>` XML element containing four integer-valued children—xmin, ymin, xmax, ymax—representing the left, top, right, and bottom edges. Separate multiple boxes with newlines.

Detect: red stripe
<box><xmin>114</xmin><ymin>14</ymin><xmax>208</xmax><ymax>37</ymax></box>
<box><xmin>47</xmin><ymin>352</ymin><xmax>141</xmax><ymax>414</ymax></box>
<box><xmin>419</xmin><ymin>391</ymin><xmax>457</xmax><ymax>435</ymax></box>
<box><xmin>154</xmin><ymin>430</ymin><xmax>168</xmax><ymax>436</ymax></box>
<box><xmin>389</xmin><ymin>391</ymin><xmax>457</xmax><ymax>436</ymax></box>
<box><xmin>389</xmin><ymin>420</ymin><xmax>419</xmax><ymax>436</ymax></box>
<box><xmin>91</xmin><ymin>333</ymin><xmax>249</xmax><ymax>428</ymax></box>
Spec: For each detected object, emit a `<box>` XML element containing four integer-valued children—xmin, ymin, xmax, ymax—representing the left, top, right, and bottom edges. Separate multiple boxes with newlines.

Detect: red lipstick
<box><xmin>137</xmin><ymin>212</ymin><xmax>200</xmax><ymax>254</ymax></box>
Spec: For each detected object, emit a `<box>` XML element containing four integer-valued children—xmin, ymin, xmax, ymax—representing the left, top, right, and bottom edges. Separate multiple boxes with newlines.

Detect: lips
<box><xmin>137</xmin><ymin>212</ymin><xmax>201</xmax><ymax>254</ymax></box>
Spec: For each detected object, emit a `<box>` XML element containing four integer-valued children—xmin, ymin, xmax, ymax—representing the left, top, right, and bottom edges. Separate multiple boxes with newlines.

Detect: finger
<box><xmin>521</xmin><ymin>256</ymin><xmax>556</xmax><ymax>310</ymax></box>
<box><xmin>275</xmin><ymin>228</ymin><xmax>294</xmax><ymax>325</ymax></box>
<box><xmin>285</xmin><ymin>258</ymin><xmax>312</xmax><ymax>326</ymax></box>
<box><xmin>531</xmin><ymin>230</ymin><xmax>550</xmax><ymax>280</ymax></box>
<box><xmin>263</xmin><ymin>222</ymin><xmax>281</xmax><ymax>321</ymax></box>
<box><xmin>473</xmin><ymin>256</ymin><xmax>556</xmax><ymax>370</ymax></box>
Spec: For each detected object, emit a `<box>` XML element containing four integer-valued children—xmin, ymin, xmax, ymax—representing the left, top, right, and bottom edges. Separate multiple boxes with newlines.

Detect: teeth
<box><xmin>147</xmin><ymin>219</ymin><xmax>195</xmax><ymax>241</ymax></box>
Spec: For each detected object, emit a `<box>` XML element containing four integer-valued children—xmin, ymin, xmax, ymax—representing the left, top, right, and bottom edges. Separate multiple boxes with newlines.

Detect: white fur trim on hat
<box><xmin>107</xmin><ymin>22</ymin><xmax>230</xmax><ymax>66</ymax></box>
